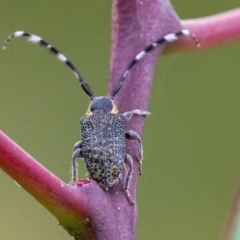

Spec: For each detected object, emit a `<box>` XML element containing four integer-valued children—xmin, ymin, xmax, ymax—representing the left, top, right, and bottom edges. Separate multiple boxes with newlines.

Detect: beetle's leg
<box><xmin>123</xmin><ymin>109</ymin><xmax>150</xmax><ymax>122</ymax></box>
<box><xmin>71</xmin><ymin>141</ymin><xmax>83</xmax><ymax>182</ymax></box>
<box><xmin>124</xmin><ymin>154</ymin><xmax>134</xmax><ymax>204</ymax></box>
<box><xmin>73</xmin><ymin>141</ymin><xmax>82</xmax><ymax>151</ymax></box>
<box><xmin>123</xmin><ymin>110</ymin><xmax>149</xmax><ymax>174</ymax></box>
<box><xmin>125</xmin><ymin>130</ymin><xmax>143</xmax><ymax>175</ymax></box>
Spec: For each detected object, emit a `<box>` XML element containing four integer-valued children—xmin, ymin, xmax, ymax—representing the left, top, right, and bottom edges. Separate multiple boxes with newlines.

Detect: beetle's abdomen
<box><xmin>80</xmin><ymin>112</ymin><xmax>125</xmax><ymax>188</ymax></box>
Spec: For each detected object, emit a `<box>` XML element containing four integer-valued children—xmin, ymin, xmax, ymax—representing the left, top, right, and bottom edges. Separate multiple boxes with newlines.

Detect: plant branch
<box><xmin>167</xmin><ymin>8</ymin><xmax>240</xmax><ymax>52</ymax></box>
<box><xmin>0</xmin><ymin>131</ymin><xmax>95</xmax><ymax>239</ymax></box>
<box><xmin>108</xmin><ymin>1</ymin><xmax>182</xmax><ymax>231</ymax></box>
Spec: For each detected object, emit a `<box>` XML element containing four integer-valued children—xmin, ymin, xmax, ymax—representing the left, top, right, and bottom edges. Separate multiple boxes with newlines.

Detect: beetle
<box><xmin>3</xmin><ymin>29</ymin><xmax>199</xmax><ymax>204</ymax></box>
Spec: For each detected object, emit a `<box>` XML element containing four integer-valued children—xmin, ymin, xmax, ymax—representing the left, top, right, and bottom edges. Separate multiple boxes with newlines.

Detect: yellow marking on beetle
<box><xmin>92</xmin><ymin>163</ymin><xmax>101</xmax><ymax>180</ymax></box>
<box><xmin>92</xmin><ymin>163</ymin><xmax>97</xmax><ymax>169</ymax></box>
<box><xmin>93</xmin><ymin>171</ymin><xmax>100</xmax><ymax>181</ymax></box>
<box><xmin>111</xmin><ymin>103</ymin><xmax>118</xmax><ymax>113</ymax></box>
<box><xmin>110</xmin><ymin>165</ymin><xmax>116</xmax><ymax>175</ymax></box>
<box><xmin>85</xmin><ymin>105</ymin><xmax>92</xmax><ymax>115</ymax></box>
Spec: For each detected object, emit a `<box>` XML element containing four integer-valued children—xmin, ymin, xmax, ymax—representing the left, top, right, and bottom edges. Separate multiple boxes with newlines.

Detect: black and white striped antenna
<box><xmin>3</xmin><ymin>30</ymin><xmax>199</xmax><ymax>99</ymax></box>
<box><xmin>110</xmin><ymin>29</ymin><xmax>200</xmax><ymax>98</ymax></box>
<box><xmin>2</xmin><ymin>31</ymin><xmax>94</xmax><ymax>99</ymax></box>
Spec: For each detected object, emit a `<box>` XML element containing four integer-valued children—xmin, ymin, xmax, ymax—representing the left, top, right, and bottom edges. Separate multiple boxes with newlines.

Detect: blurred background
<box><xmin>0</xmin><ymin>1</ymin><xmax>240</xmax><ymax>239</ymax></box>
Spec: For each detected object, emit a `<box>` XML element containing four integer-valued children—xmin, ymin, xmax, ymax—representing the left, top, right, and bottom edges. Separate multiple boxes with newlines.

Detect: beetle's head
<box><xmin>85</xmin><ymin>96</ymin><xmax>118</xmax><ymax>115</ymax></box>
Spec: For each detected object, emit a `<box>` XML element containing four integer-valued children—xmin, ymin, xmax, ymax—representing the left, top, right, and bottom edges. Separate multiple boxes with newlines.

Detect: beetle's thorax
<box><xmin>86</xmin><ymin>96</ymin><xmax>118</xmax><ymax>115</ymax></box>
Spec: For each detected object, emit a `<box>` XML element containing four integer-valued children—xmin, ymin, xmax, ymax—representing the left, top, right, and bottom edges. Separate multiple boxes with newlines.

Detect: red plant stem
<box><xmin>179</xmin><ymin>8</ymin><xmax>240</xmax><ymax>51</ymax></box>
<box><xmin>0</xmin><ymin>131</ymin><xmax>93</xmax><ymax>239</ymax></box>
<box><xmin>109</xmin><ymin>1</ymin><xmax>182</xmax><ymax>238</ymax></box>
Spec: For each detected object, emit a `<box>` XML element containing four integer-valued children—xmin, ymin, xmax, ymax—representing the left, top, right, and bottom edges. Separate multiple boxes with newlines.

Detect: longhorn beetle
<box><xmin>3</xmin><ymin>29</ymin><xmax>199</xmax><ymax>204</ymax></box>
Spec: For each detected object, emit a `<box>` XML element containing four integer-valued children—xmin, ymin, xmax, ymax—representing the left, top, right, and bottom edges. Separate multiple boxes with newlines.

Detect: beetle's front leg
<box><xmin>124</xmin><ymin>154</ymin><xmax>134</xmax><ymax>204</ymax></box>
<box><xmin>71</xmin><ymin>141</ymin><xmax>83</xmax><ymax>182</ymax></box>
<box><xmin>123</xmin><ymin>109</ymin><xmax>151</xmax><ymax>122</ymax></box>
<box><xmin>125</xmin><ymin>130</ymin><xmax>143</xmax><ymax>175</ymax></box>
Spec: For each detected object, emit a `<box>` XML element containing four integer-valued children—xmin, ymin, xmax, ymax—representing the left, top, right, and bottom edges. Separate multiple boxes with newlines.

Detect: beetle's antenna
<box><xmin>3</xmin><ymin>31</ymin><xmax>94</xmax><ymax>99</ymax></box>
<box><xmin>110</xmin><ymin>29</ymin><xmax>200</xmax><ymax>98</ymax></box>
